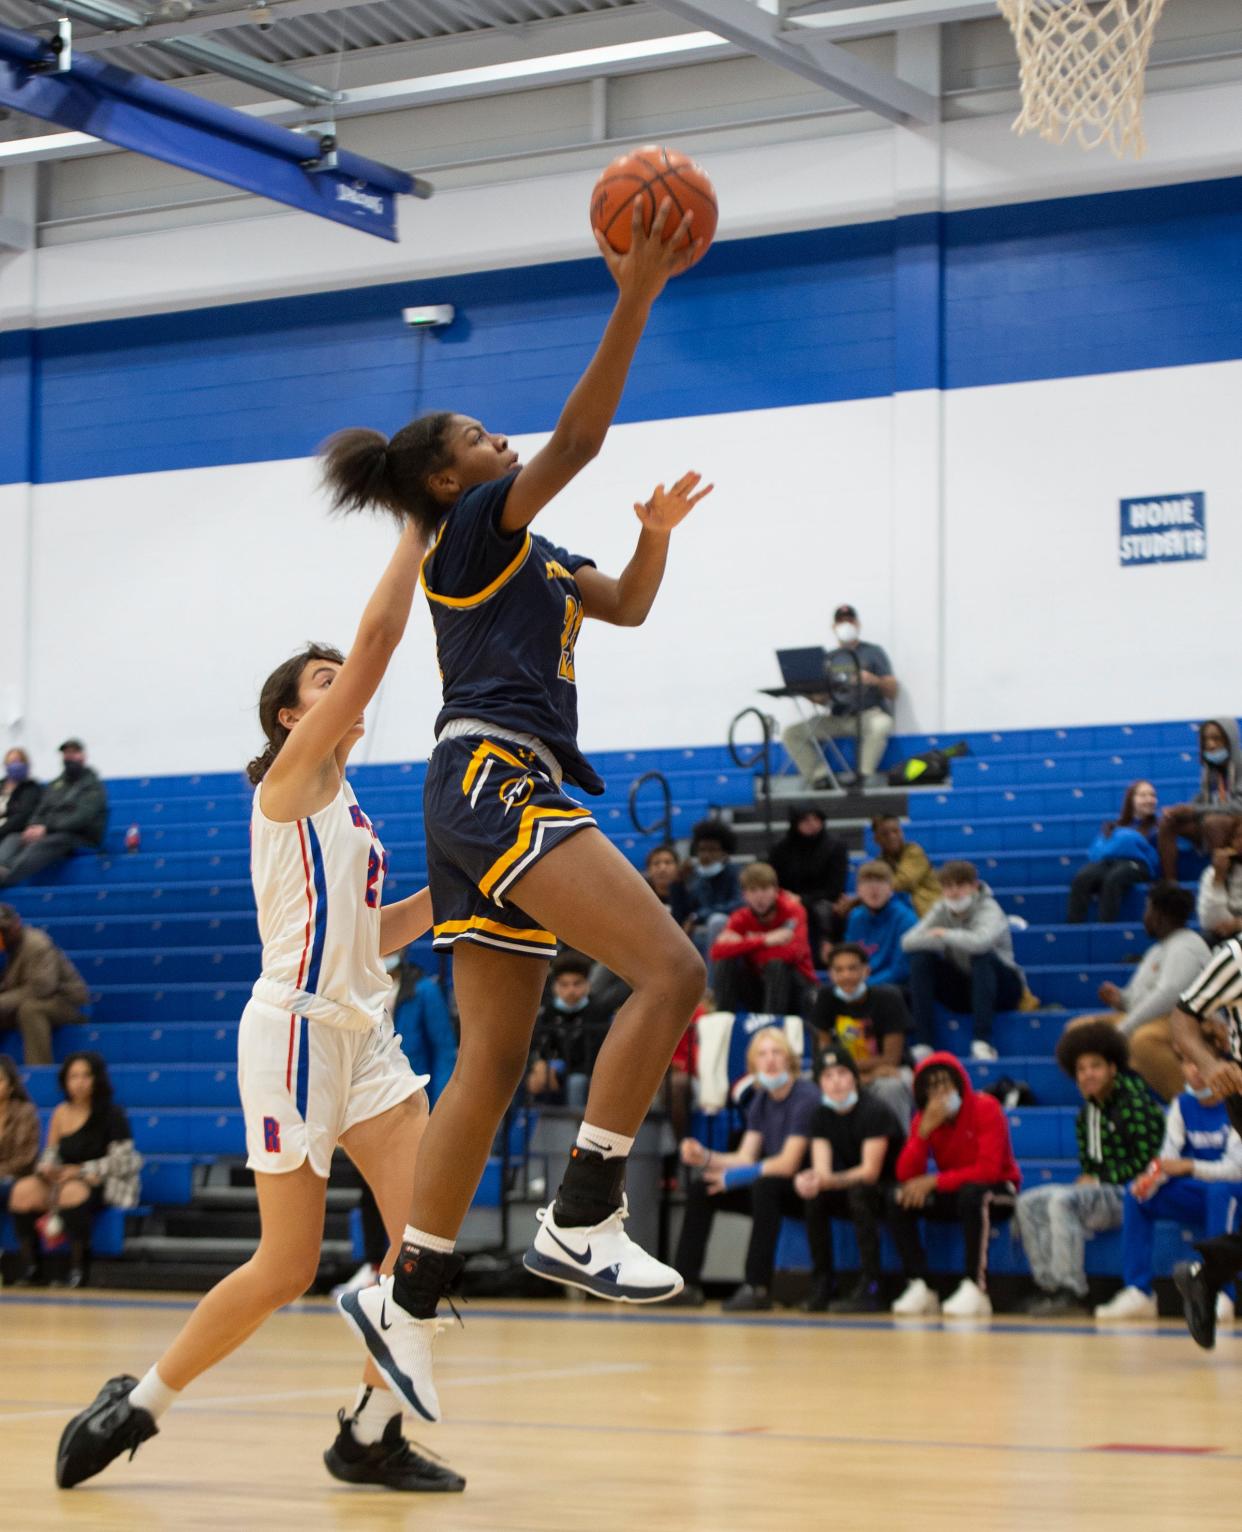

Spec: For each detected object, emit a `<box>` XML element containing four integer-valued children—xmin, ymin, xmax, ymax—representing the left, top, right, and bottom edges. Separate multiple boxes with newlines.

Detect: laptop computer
<box><xmin>776</xmin><ymin>646</ymin><xmax>831</xmax><ymax>687</ymax></box>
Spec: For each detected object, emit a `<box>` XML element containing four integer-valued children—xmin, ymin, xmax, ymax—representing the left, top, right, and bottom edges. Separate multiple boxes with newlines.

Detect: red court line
<box><xmin>1092</xmin><ymin>1444</ymin><xmax>1221</xmax><ymax>1456</ymax></box>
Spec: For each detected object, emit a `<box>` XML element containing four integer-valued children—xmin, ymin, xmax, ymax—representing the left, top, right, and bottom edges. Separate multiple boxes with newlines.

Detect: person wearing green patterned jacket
<box><xmin>1015</xmin><ymin>1021</ymin><xmax>1166</xmax><ymax>1316</ymax></box>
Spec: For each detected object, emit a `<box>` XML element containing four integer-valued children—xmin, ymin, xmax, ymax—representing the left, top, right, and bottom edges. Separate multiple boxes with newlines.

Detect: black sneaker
<box><xmin>666</xmin><ymin>1282</ymin><xmax>706</xmax><ymax>1309</ymax></box>
<box><xmin>799</xmin><ymin>1280</ymin><xmax>834</xmax><ymax>1314</ymax></box>
<box><xmin>1174</xmin><ymin>1260</ymin><xmax>1218</xmax><ymax>1351</ymax></box>
<box><xmin>721</xmin><ymin>1284</ymin><xmax>772</xmax><ymax>1313</ymax></box>
<box><xmin>56</xmin><ymin>1375</ymin><xmax>158</xmax><ymax>1488</ymax></box>
<box><xmin>323</xmin><ymin>1410</ymin><xmax>465</xmax><ymax>1493</ymax></box>
<box><xmin>1024</xmin><ymin>1288</ymin><xmax>1086</xmax><ymax>1318</ymax></box>
<box><xmin>829</xmin><ymin>1279</ymin><xmax>882</xmax><ymax>1315</ymax></box>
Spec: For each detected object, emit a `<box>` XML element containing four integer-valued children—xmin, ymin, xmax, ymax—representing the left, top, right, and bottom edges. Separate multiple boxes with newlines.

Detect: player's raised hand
<box><xmin>594</xmin><ymin>197</ymin><xmax>701</xmax><ymax>302</ymax></box>
<box><xmin>634</xmin><ymin>471</ymin><xmax>714</xmax><ymax>534</ymax></box>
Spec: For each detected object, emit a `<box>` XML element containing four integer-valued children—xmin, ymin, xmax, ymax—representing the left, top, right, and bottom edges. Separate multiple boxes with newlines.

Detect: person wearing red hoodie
<box><xmin>885</xmin><ymin>1052</ymin><xmax>1021</xmax><ymax>1319</ymax></box>
<box><xmin>710</xmin><ymin>862</ymin><xmax>816</xmax><ymax>1018</ymax></box>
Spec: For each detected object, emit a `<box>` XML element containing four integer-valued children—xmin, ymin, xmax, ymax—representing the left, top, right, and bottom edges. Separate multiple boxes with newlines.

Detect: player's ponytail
<box><xmin>246</xmin><ymin>642</ymin><xmax>346</xmax><ymax>786</ymax></box>
<box><xmin>319</xmin><ymin>412</ymin><xmax>455</xmax><ymax>537</ymax></box>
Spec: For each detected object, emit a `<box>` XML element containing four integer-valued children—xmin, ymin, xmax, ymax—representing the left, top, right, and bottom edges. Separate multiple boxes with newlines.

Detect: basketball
<box><xmin>590</xmin><ymin>144</ymin><xmax>717</xmax><ymax>270</ymax></box>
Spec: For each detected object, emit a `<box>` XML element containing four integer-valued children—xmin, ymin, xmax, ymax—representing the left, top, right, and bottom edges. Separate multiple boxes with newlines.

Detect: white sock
<box><xmin>402</xmin><ymin>1225</ymin><xmax>456</xmax><ymax>1254</ymax></box>
<box><xmin>576</xmin><ymin>1123</ymin><xmax>634</xmax><ymax>1160</ymax></box>
<box><xmin>129</xmin><ymin>1365</ymin><xmax>179</xmax><ymax>1422</ymax></box>
<box><xmin>349</xmin><ymin>1382</ymin><xmax>402</xmax><ymax>1445</ymax></box>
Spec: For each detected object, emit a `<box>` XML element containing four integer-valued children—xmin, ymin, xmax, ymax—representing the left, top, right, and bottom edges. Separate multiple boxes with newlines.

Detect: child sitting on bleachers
<box><xmin>842</xmin><ymin>861</ymin><xmax>917</xmax><ymax>990</ymax></box>
<box><xmin>1096</xmin><ymin>1045</ymin><xmax>1242</xmax><ymax>1321</ymax></box>
<box><xmin>1015</xmin><ymin>1022</ymin><xmax>1165</xmax><ymax>1317</ymax></box>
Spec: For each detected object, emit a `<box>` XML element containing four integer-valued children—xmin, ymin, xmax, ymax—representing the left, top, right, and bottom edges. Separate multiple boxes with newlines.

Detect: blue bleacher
<box><xmin>0</xmin><ymin>720</ymin><xmax>1217</xmax><ymax>1284</ymax></box>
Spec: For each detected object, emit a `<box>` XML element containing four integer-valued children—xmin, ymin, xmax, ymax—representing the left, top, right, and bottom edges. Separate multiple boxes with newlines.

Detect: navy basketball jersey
<box><xmin>422</xmin><ymin>470</ymin><xmax>604</xmax><ymax>795</ymax></box>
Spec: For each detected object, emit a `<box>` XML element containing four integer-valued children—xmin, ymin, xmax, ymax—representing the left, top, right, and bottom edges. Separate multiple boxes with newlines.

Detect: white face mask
<box><xmin>834</xmin><ymin>622</ymin><xmax>860</xmax><ymax>645</ymax></box>
<box><xmin>757</xmin><ymin>1070</ymin><xmax>790</xmax><ymax>1092</ymax></box>
<box><xmin>943</xmin><ymin>892</ymin><xmax>973</xmax><ymax>915</ymax></box>
<box><xmin>697</xmin><ymin>859</ymin><xmax>725</xmax><ymax>878</ymax></box>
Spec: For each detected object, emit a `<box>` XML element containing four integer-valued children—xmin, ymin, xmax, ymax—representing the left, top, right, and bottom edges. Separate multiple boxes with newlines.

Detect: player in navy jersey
<box><xmin>321</xmin><ymin>199</ymin><xmax>713</xmax><ymax>1420</ymax></box>
<box><xmin>56</xmin><ymin>524</ymin><xmax>466</xmax><ymax>1495</ymax></box>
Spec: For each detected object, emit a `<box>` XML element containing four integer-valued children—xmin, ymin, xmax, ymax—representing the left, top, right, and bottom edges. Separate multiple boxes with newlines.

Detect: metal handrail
<box><xmin>628</xmin><ymin>770</ymin><xmax>673</xmax><ymax>841</ymax></box>
<box><xmin>728</xmin><ymin>707</ymin><xmax>775</xmax><ymax>846</ymax></box>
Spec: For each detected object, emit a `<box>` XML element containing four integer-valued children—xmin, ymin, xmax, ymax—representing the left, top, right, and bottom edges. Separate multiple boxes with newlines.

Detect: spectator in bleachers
<box><xmin>783</xmin><ymin>604</ymin><xmax>897</xmax><ymax>788</ymax></box>
<box><xmin>526</xmin><ymin>954</ymin><xmax>613</xmax><ymax>1108</ymax></box>
<box><xmin>0</xmin><ymin>1053</ymin><xmax>40</xmax><ymax>1212</ymax></box>
<box><xmin>1066</xmin><ymin>780</ymin><xmax>1160</xmax><ymax>923</ymax></box>
<box><xmin>1197</xmin><ymin>818</ymin><xmax>1242</xmax><ymax>945</ymax></box>
<box><xmin>1066</xmin><ymin>881</ymin><xmax>1209</xmax><ymax>1102</ymax></box>
<box><xmin>871</xmin><ymin>816</ymin><xmax>942</xmax><ymax>918</ymax></box>
<box><xmin>0</xmin><ymin>905</ymin><xmax>89</xmax><ymax>1066</ymax></box>
<box><xmin>810</xmin><ymin>942</ymin><xmax>914</xmax><ymax>1130</ymax></box>
<box><xmin>1015</xmin><ymin>1023</ymin><xmax>1165</xmax><ymax>1317</ymax></box>
<box><xmin>710</xmin><ymin>862</ymin><xmax>816</xmax><ymax>1019</ymax></box>
<box><xmin>0</xmin><ymin>739</ymin><xmax>108</xmax><ymax>889</ymax></box>
<box><xmin>388</xmin><ymin>951</ymin><xmax>457</xmax><ymax>1108</ymax></box>
<box><xmin>1157</xmin><ymin>718</ymin><xmax>1242</xmax><ymax>881</ymax></box>
<box><xmin>886</xmin><ymin>1052</ymin><xmax>1021</xmax><ymax>1318</ymax></box>
<box><xmin>680</xmin><ymin>819</ymin><xmax>741</xmax><ymax>956</ymax></box>
<box><xmin>900</xmin><ymin>860</ymin><xmax>1025</xmax><ymax>1063</ymax></box>
<box><xmin>843</xmin><ymin>860</ymin><xmax>918</xmax><ymax>989</ymax></box>
<box><xmin>1096</xmin><ymin>1044</ymin><xmax>1242</xmax><ymax>1321</ymax></box>
<box><xmin>0</xmin><ymin>748</ymin><xmax>41</xmax><ymax>846</ymax></box>
<box><xmin>674</xmin><ymin>1027</ymin><xmax>818</xmax><ymax>1310</ymax></box>
<box><xmin>796</xmin><ymin>1048</ymin><xmax>904</xmax><ymax>1312</ymax></box>
<box><xmin>9</xmin><ymin>1050</ymin><xmax>140</xmax><ymax>1287</ymax></box>
<box><xmin>768</xmin><ymin>805</ymin><xmax>849</xmax><ymax>958</ymax></box>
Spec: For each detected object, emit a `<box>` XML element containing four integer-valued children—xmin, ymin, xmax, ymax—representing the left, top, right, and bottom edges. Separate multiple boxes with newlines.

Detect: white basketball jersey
<box><xmin>249</xmin><ymin>778</ymin><xmax>390</xmax><ymax>1031</ymax></box>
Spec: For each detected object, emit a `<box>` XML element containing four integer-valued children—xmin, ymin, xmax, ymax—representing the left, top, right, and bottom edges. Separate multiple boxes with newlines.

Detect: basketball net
<box><xmin>997</xmin><ymin>0</ymin><xmax>1168</xmax><ymax>159</ymax></box>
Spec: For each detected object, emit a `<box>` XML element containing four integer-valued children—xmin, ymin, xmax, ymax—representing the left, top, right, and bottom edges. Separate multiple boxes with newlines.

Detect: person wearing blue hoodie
<box><xmin>1158</xmin><ymin>717</ymin><xmax>1242</xmax><ymax>881</ymax></box>
<box><xmin>844</xmin><ymin>860</ymin><xmax>918</xmax><ymax>987</ymax></box>
<box><xmin>1066</xmin><ymin>780</ymin><xmax>1160</xmax><ymax>923</ymax></box>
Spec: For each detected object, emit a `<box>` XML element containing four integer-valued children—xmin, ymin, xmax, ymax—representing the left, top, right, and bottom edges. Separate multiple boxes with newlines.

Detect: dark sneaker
<box><xmin>666</xmin><ymin>1282</ymin><xmax>706</xmax><ymax>1309</ymax></box>
<box><xmin>323</xmin><ymin>1410</ymin><xmax>465</xmax><ymax>1493</ymax></box>
<box><xmin>721</xmin><ymin>1284</ymin><xmax>772</xmax><ymax>1313</ymax></box>
<box><xmin>829</xmin><ymin>1280</ymin><xmax>882</xmax><ymax>1315</ymax></box>
<box><xmin>799</xmin><ymin>1280</ymin><xmax>834</xmax><ymax>1314</ymax></box>
<box><xmin>1025</xmin><ymin>1289</ymin><xmax>1086</xmax><ymax>1318</ymax></box>
<box><xmin>1174</xmin><ymin>1260</ymin><xmax>1218</xmax><ymax>1351</ymax></box>
<box><xmin>56</xmin><ymin>1375</ymin><xmax>158</xmax><ymax>1488</ymax></box>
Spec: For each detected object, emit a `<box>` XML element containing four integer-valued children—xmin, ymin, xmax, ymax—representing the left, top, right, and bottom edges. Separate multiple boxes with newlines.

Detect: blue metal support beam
<box><xmin>0</xmin><ymin>24</ymin><xmax>429</xmax><ymax>240</ymax></box>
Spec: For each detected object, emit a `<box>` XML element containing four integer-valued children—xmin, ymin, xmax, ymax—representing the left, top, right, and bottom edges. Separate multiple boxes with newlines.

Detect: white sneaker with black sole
<box><xmin>523</xmin><ymin>1196</ymin><xmax>684</xmax><ymax>1303</ymax></box>
<box><xmin>338</xmin><ymin>1276</ymin><xmax>445</xmax><ymax>1423</ymax></box>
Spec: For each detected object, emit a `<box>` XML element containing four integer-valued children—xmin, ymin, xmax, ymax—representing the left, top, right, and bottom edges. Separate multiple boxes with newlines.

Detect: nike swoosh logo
<box><xmin>380</xmin><ymin>1298</ymin><xmax>393</xmax><ymax>1331</ymax></box>
<box><xmin>581</xmin><ymin>1139</ymin><xmax>611</xmax><ymax>1153</ymax></box>
<box><xmin>546</xmin><ymin>1226</ymin><xmax>593</xmax><ymax>1266</ymax></box>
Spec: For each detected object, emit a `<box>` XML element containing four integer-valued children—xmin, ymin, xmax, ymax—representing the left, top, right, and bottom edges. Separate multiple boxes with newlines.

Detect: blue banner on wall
<box><xmin>1118</xmin><ymin>492</ymin><xmax>1206</xmax><ymax>568</ymax></box>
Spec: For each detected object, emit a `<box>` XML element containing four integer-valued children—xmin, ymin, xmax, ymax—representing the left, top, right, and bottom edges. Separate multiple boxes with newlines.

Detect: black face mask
<box><xmin>62</xmin><ymin>759</ymin><xmax>86</xmax><ymax>782</ymax></box>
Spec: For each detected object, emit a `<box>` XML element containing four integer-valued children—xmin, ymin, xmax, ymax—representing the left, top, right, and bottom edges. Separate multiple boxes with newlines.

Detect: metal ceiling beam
<box><xmin>782</xmin><ymin>1</ymin><xmax>999</xmax><ymax>40</ymax></box>
<box><xmin>30</xmin><ymin>0</ymin><xmax>340</xmax><ymax>104</ymax></box>
<box><xmin>652</xmin><ymin>0</ymin><xmax>938</xmax><ymax>122</ymax></box>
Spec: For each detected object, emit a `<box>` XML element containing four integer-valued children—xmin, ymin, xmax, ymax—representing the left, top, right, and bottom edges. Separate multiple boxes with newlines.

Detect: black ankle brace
<box><xmin>551</xmin><ymin>1145</ymin><xmax>626</xmax><ymax>1228</ymax></box>
<box><xmin>392</xmin><ymin>1245</ymin><xmax>466</xmax><ymax>1320</ymax></box>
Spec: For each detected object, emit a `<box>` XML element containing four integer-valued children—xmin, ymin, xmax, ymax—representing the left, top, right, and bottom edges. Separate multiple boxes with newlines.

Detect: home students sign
<box><xmin>1119</xmin><ymin>493</ymin><xmax>1206</xmax><ymax>567</ymax></box>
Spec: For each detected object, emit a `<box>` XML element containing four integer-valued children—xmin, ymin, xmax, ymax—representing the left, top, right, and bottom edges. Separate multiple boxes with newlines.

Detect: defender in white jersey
<box><xmin>58</xmin><ymin>522</ymin><xmax>465</xmax><ymax>1496</ymax></box>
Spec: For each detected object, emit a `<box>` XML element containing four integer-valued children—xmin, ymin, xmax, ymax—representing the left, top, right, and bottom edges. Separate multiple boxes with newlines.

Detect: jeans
<box><xmin>711</xmin><ymin>955</ymin><xmax>814</xmax><ymax>1019</ymax></box>
<box><xmin>908</xmin><ymin>949</ymin><xmax>1023</xmax><ymax>1047</ymax></box>
<box><xmin>0</xmin><ymin>831</ymin><xmax>94</xmax><ymax>889</ymax></box>
<box><xmin>1122</xmin><ymin>1179</ymin><xmax>1242</xmax><ymax>1297</ymax></box>
<box><xmin>805</xmin><ymin>1184</ymin><xmax>887</xmax><ymax>1284</ymax></box>
<box><xmin>674</xmin><ymin>1174</ymin><xmax>805</xmax><ymax>1289</ymax></box>
<box><xmin>1015</xmin><ymin>1181</ymin><xmax>1123</xmax><ymax>1298</ymax></box>
<box><xmin>886</xmin><ymin>1181</ymin><xmax>1016</xmax><ymax>1290</ymax></box>
<box><xmin>1066</xmin><ymin>860</ymin><xmax>1146</xmax><ymax>923</ymax></box>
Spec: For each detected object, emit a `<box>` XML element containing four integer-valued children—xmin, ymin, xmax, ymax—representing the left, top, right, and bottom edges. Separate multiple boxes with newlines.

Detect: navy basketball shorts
<box><xmin>424</xmin><ymin>734</ymin><xmax>597</xmax><ymax>959</ymax></box>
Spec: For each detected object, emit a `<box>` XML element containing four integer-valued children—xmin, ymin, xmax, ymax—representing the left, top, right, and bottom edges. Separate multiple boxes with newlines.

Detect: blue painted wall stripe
<box><xmin>6</xmin><ymin>174</ymin><xmax>1242</xmax><ymax>487</ymax></box>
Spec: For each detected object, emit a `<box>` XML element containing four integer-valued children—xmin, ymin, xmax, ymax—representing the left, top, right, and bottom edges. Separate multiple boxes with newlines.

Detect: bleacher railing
<box><xmin>628</xmin><ymin>770</ymin><xmax>674</xmax><ymax>843</ymax></box>
<box><xmin>728</xmin><ymin>707</ymin><xmax>775</xmax><ymax>845</ymax></box>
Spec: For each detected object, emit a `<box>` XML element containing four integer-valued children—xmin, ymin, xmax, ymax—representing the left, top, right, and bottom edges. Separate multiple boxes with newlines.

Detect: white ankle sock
<box><xmin>350</xmin><ymin>1382</ymin><xmax>403</xmax><ymax>1445</ymax></box>
<box><xmin>576</xmin><ymin>1123</ymin><xmax>634</xmax><ymax>1160</ymax></box>
<box><xmin>130</xmin><ymin>1365</ymin><xmax>179</xmax><ymax>1422</ymax></box>
<box><xmin>402</xmin><ymin>1225</ymin><xmax>456</xmax><ymax>1254</ymax></box>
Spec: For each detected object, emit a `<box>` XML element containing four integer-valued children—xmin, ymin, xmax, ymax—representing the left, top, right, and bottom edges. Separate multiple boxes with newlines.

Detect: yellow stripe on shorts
<box><xmin>478</xmin><ymin>804</ymin><xmax>592</xmax><ymax>900</ymax></box>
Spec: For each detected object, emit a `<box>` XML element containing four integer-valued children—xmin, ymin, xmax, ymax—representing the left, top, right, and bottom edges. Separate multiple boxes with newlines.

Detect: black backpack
<box><xmin>886</xmin><ymin>741</ymin><xmax>970</xmax><ymax>787</ymax></box>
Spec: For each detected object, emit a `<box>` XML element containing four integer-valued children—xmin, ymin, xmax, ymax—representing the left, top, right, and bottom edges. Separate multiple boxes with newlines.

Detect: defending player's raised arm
<box><xmin>266</xmin><ymin>522</ymin><xmax>426</xmax><ymax>792</ymax></box>
<box><xmin>577</xmin><ymin>471</ymin><xmax>713</xmax><ymax>627</ymax></box>
<box><xmin>499</xmin><ymin>200</ymin><xmax>701</xmax><ymax>536</ymax></box>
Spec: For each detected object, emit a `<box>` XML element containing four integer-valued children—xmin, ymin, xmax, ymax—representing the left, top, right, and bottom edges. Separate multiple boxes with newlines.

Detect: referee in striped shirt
<box><xmin>1171</xmin><ymin>936</ymin><xmax>1242</xmax><ymax>1348</ymax></box>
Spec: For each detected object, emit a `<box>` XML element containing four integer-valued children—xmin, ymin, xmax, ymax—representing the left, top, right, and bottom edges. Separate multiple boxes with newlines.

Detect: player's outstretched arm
<box><xmin>380</xmin><ymin>886</ymin><xmax>433</xmax><ymax>956</ymax></box>
<box><xmin>500</xmin><ymin>199</ymin><xmax>701</xmax><ymax>536</ymax></box>
<box><xmin>265</xmin><ymin>523</ymin><xmax>427</xmax><ymax>804</ymax></box>
<box><xmin>578</xmin><ymin>471</ymin><xmax>713</xmax><ymax>627</ymax></box>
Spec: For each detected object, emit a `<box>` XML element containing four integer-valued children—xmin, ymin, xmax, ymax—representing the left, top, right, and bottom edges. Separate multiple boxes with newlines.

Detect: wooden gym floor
<box><xmin>1</xmin><ymin>1291</ymin><xmax>1239</xmax><ymax>1531</ymax></box>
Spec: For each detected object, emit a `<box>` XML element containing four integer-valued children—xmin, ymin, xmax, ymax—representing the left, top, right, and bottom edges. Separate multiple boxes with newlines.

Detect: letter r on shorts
<box><xmin>263</xmin><ymin>1116</ymin><xmax>281</xmax><ymax>1153</ymax></box>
